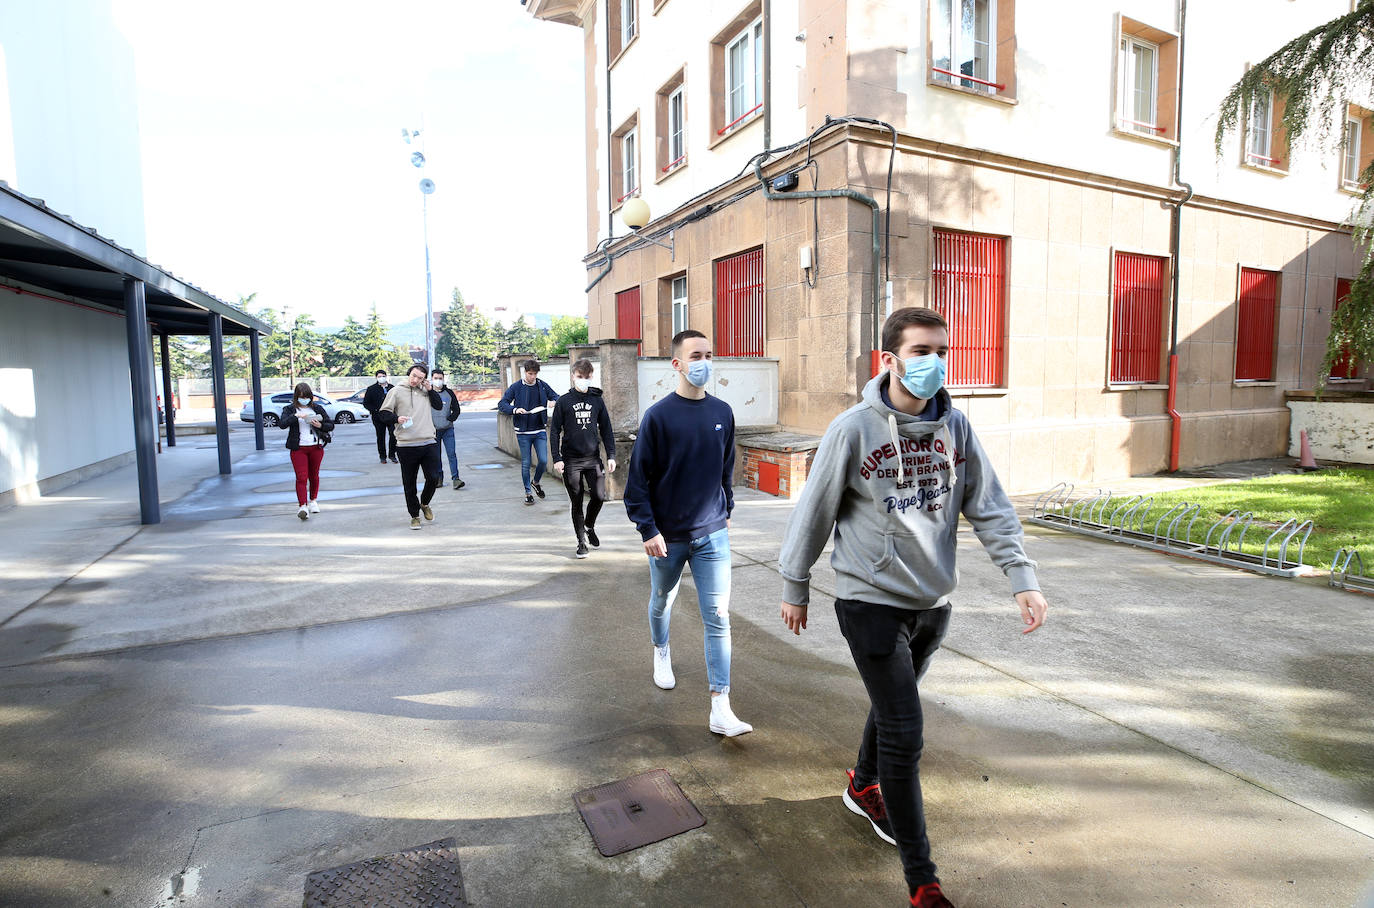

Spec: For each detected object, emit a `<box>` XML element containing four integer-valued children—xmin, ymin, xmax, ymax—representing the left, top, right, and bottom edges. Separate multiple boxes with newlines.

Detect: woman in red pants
<box><xmin>279</xmin><ymin>382</ymin><xmax>334</xmax><ymax>520</ymax></box>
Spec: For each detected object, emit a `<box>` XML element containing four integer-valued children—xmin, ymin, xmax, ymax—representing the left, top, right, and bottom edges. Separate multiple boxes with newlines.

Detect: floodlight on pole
<box><xmin>403</xmin><ymin>126</ymin><xmax>435</xmax><ymax>364</ymax></box>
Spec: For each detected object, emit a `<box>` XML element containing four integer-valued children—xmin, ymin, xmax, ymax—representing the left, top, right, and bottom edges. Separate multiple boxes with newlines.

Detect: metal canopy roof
<box><xmin>0</xmin><ymin>182</ymin><xmax>269</xmax><ymax>336</ymax></box>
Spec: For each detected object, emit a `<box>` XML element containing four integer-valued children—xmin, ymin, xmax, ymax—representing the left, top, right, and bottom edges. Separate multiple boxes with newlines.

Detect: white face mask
<box><xmin>573</xmin><ymin>377</ymin><xmax>590</xmax><ymax>393</ymax></box>
<box><xmin>296</xmin><ymin>397</ymin><xmax>311</xmax><ymax>407</ymax></box>
<box><xmin>377</xmin><ymin>376</ymin><xmax>387</xmax><ymax>384</ymax></box>
<box><xmin>432</xmin><ymin>379</ymin><xmax>445</xmax><ymax>389</ymax></box>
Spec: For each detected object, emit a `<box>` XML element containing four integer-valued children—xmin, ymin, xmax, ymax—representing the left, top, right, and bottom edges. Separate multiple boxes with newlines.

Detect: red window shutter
<box><xmin>1330</xmin><ymin>277</ymin><xmax>1356</xmax><ymax>378</ymax></box>
<box><xmin>931</xmin><ymin>230</ymin><xmax>1005</xmax><ymax>386</ymax></box>
<box><xmin>616</xmin><ymin>287</ymin><xmax>642</xmax><ymax>354</ymax></box>
<box><xmin>1236</xmin><ymin>268</ymin><xmax>1278</xmax><ymax>381</ymax></box>
<box><xmin>1109</xmin><ymin>252</ymin><xmax>1167</xmax><ymax>383</ymax></box>
<box><xmin>714</xmin><ymin>248</ymin><xmax>765</xmax><ymax>357</ymax></box>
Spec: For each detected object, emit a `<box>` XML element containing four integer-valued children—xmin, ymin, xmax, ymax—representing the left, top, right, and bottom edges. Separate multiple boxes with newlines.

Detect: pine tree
<box><xmin>1215</xmin><ymin>2</ymin><xmax>1374</xmax><ymax>383</ymax></box>
<box><xmin>434</xmin><ymin>290</ymin><xmax>499</xmax><ymax>380</ymax></box>
<box><xmin>504</xmin><ymin>315</ymin><xmax>539</xmax><ymax>355</ymax></box>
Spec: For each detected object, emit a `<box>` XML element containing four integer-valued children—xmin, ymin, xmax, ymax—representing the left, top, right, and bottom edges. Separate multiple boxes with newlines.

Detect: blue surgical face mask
<box><xmin>685</xmin><ymin>359</ymin><xmax>712</xmax><ymax>388</ymax></box>
<box><xmin>297</xmin><ymin>397</ymin><xmax>311</xmax><ymax>407</ymax></box>
<box><xmin>894</xmin><ymin>353</ymin><xmax>946</xmax><ymax>400</ymax></box>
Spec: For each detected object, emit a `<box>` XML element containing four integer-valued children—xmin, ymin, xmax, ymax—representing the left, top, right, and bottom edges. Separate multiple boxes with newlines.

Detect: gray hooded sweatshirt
<box><xmin>778</xmin><ymin>372</ymin><xmax>1039</xmax><ymax>611</ymax></box>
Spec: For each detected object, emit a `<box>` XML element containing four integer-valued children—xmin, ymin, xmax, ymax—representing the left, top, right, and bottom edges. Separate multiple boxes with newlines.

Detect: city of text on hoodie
<box><xmin>778</xmin><ymin>372</ymin><xmax>1039</xmax><ymax>611</ymax></box>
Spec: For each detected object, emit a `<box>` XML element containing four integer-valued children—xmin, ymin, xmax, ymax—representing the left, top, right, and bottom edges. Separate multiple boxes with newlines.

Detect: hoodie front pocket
<box><xmin>871</xmin><ymin>533</ymin><xmax>897</xmax><ymax>574</ymax></box>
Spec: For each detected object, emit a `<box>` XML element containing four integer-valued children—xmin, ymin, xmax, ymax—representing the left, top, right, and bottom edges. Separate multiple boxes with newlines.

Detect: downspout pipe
<box><xmin>605</xmin><ymin>4</ymin><xmax>614</xmax><ymax>243</ymax></box>
<box><xmin>753</xmin><ymin>155</ymin><xmax>882</xmax><ymax>365</ymax></box>
<box><xmin>762</xmin><ymin>0</ymin><xmax>771</xmax><ymax>150</ymax></box>
<box><xmin>1166</xmin><ymin>0</ymin><xmax>1193</xmax><ymax>472</ymax></box>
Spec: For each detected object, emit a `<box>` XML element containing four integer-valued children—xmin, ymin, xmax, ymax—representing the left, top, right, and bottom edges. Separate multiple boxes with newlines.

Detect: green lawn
<box><xmin>1139</xmin><ymin>468</ymin><xmax>1374</xmax><ymax>570</ymax></box>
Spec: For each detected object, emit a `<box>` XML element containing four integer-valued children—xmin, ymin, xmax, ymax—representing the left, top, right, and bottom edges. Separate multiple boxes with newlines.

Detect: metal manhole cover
<box><xmin>573</xmin><ymin>769</ymin><xmax>705</xmax><ymax>857</ymax></box>
<box><xmin>304</xmin><ymin>838</ymin><xmax>466</xmax><ymax>907</ymax></box>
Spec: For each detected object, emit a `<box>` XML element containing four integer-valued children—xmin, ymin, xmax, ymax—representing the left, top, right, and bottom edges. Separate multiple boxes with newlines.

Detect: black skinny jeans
<box><xmin>395</xmin><ymin>443</ymin><xmax>441</xmax><ymax>517</ymax></box>
<box><xmin>834</xmin><ymin>598</ymin><xmax>952</xmax><ymax>891</ymax></box>
<box><xmin>562</xmin><ymin>456</ymin><xmax>606</xmax><ymax>541</ymax></box>
<box><xmin>373</xmin><ymin>418</ymin><xmax>397</xmax><ymax>459</ymax></box>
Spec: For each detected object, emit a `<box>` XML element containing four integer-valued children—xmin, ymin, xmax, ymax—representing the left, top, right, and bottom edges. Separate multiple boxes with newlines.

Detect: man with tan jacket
<box><xmin>377</xmin><ymin>363</ymin><xmax>446</xmax><ymax>529</ymax></box>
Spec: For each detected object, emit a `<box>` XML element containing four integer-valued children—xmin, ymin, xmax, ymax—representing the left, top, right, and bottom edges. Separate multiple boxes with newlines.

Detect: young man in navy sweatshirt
<box><xmin>498</xmin><ymin>359</ymin><xmax>559</xmax><ymax>505</ymax></box>
<box><xmin>777</xmin><ymin>307</ymin><xmax>1049</xmax><ymax>908</ymax></box>
<box><xmin>624</xmin><ymin>329</ymin><xmax>751</xmax><ymax>737</ymax></box>
<box><xmin>550</xmin><ymin>358</ymin><xmax>616</xmax><ymax>559</ymax></box>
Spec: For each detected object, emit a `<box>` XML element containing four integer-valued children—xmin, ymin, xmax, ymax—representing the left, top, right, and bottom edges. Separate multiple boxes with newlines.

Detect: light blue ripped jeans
<box><xmin>647</xmin><ymin>526</ymin><xmax>732</xmax><ymax>693</ymax></box>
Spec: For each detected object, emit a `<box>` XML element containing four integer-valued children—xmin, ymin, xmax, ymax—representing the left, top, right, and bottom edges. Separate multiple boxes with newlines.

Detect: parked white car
<box><xmin>239</xmin><ymin>392</ymin><xmax>371</xmax><ymax>427</ymax></box>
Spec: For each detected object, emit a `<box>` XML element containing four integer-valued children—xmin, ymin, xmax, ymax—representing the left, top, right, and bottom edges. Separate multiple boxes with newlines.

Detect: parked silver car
<box><xmin>239</xmin><ymin>392</ymin><xmax>371</xmax><ymax>427</ymax></box>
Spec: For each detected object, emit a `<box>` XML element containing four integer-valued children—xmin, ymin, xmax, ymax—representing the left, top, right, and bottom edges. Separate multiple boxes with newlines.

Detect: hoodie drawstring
<box><xmin>888</xmin><ymin>413</ymin><xmax>907</xmax><ymax>487</ymax></box>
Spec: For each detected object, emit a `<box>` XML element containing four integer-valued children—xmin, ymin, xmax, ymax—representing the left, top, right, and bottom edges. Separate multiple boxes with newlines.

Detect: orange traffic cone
<box><xmin>1298</xmin><ymin>429</ymin><xmax>1319</xmax><ymax>472</ymax></box>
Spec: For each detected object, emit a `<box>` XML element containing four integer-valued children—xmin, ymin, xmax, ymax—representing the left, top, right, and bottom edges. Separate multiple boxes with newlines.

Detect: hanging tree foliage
<box><xmin>1214</xmin><ymin>2</ymin><xmax>1374</xmax><ymax>386</ymax></box>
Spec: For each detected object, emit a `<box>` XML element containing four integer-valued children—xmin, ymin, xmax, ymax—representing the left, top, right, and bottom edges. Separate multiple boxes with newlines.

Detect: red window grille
<box><xmin>714</xmin><ymin>248</ymin><xmax>765</xmax><ymax>356</ymax></box>
<box><xmin>1109</xmin><ymin>252</ymin><xmax>1167</xmax><ymax>383</ymax></box>
<box><xmin>616</xmin><ymin>287</ymin><xmax>642</xmax><ymax>354</ymax></box>
<box><xmin>931</xmin><ymin>230</ymin><xmax>1005</xmax><ymax>386</ymax></box>
<box><xmin>1236</xmin><ymin>267</ymin><xmax>1278</xmax><ymax>381</ymax></box>
<box><xmin>1331</xmin><ymin>277</ymin><xmax>1356</xmax><ymax>378</ymax></box>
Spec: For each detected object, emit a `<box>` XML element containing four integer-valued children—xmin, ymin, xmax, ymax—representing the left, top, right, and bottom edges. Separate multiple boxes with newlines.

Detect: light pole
<box><xmin>403</xmin><ymin>127</ymin><xmax>437</xmax><ymax>365</ymax></box>
<box><xmin>283</xmin><ymin>305</ymin><xmax>296</xmax><ymax>383</ymax></box>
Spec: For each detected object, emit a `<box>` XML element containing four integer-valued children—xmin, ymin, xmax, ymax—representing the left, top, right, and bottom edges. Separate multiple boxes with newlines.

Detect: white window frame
<box><xmin>671</xmin><ymin>275</ymin><xmax>688</xmax><ymax>334</ymax></box>
<box><xmin>1343</xmin><ymin>116</ymin><xmax>1363</xmax><ymax>189</ymax></box>
<box><xmin>622</xmin><ymin>127</ymin><xmax>638</xmax><ymax>197</ymax></box>
<box><xmin>725</xmin><ymin>17</ymin><xmax>763</xmax><ymax>127</ymax></box>
<box><xmin>668</xmin><ymin>86</ymin><xmax>685</xmax><ymax>165</ymax></box>
<box><xmin>1117</xmin><ymin>35</ymin><xmax>1159</xmax><ymax>135</ymax></box>
<box><xmin>932</xmin><ymin>0</ymin><xmax>997</xmax><ymax>94</ymax></box>
<box><xmin>1247</xmin><ymin>90</ymin><xmax>1276</xmax><ymax>166</ymax></box>
<box><xmin>621</xmin><ymin>0</ymin><xmax>636</xmax><ymax>47</ymax></box>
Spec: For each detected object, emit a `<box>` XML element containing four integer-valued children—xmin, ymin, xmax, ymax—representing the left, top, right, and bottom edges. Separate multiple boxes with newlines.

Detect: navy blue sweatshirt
<box><xmin>498</xmin><ymin>379</ymin><xmax>559</xmax><ymax>433</ymax></box>
<box><xmin>624</xmin><ymin>392</ymin><xmax>735</xmax><ymax>543</ymax></box>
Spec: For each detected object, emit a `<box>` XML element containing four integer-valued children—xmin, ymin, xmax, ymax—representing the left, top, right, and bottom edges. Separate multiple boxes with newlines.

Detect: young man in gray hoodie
<box><xmin>777</xmin><ymin>307</ymin><xmax>1048</xmax><ymax>908</ymax></box>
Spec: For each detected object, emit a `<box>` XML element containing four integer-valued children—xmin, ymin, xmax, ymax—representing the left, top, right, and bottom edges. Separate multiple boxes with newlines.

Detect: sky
<box><xmin>111</xmin><ymin>0</ymin><xmax>588</xmax><ymax>339</ymax></box>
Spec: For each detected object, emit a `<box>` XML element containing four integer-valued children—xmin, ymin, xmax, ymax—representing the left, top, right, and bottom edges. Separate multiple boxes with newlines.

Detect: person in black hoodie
<box><xmin>278</xmin><ymin>382</ymin><xmax>334</xmax><ymax>521</ymax></box>
<box><xmin>550</xmin><ymin>358</ymin><xmax>617</xmax><ymax>558</ymax></box>
<box><xmin>363</xmin><ymin>369</ymin><xmax>398</xmax><ymax>464</ymax></box>
<box><xmin>497</xmin><ymin>359</ymin><xmax>559</xmax><ymax>505</ymax></box>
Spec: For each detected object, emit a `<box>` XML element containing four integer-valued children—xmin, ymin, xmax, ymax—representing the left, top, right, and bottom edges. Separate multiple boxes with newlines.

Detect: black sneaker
<box><xmin>389</xmin><ymin>454</ymin><xmax>399</xmax><ymax>463</ymax></box>
<box><xmin>524</xmin><ymin>494</ymin><xmax>535</xmax><ymax>506</ymax></box>
<box><xmin>532</xmin><ymin>482</ymin><xmax>545</xmax><ymax>499</ymax></box>
<box><xmin>453</xmin><ymin>478</ymin><xmax>465</xmax><ymax>490</ymax></box>
<box><xmin>843</xmin><ymin>769</ymin><xmax>896</xmax><ymax>845</ymax></box>
<box><xmin>576</xmin><ymin>541</ymin><xmax>589</xmax><ymax>559</ymax></box>
<box><xmin>379</xmin><ymin>457</ymin><xmax>388</xmax><ymax>465</ymax></box>
<box><xmin>586</xmin><ymin>526</ymin><xmax>600</xmax><ymax>548</ymax></box>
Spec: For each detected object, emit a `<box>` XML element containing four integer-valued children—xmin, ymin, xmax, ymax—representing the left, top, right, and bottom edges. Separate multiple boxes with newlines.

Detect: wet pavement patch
<box><xmin>303</xmin><ymin>838</ymin><xmax>467</xmax><ymax>907</ymax></box>
<box><xmin>573</xmin><ymin>769</ymin><xmax>706</xmax><ymax>857</ymax></box>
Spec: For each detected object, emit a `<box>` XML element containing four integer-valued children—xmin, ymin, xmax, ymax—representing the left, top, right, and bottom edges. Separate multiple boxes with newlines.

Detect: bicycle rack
<box><xmin>1028</xmin><ymin>485</ymin><xmax>1317</xmax><ymax>577</ymax></box>
<box><xmin>1330</xmin><ymin>548</ymin><xmax>1374</xmax><ymax>594</ymax></box>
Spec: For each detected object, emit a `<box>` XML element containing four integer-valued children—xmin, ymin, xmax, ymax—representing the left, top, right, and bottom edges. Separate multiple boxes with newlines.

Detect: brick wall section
<box><xmin>738</xmin><ymin>431</ymin><xmax>821</xmax><ymax>499</ymax></box>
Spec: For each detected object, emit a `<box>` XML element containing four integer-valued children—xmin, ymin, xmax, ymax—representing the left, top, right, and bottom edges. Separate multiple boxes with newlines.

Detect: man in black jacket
<box><xmin>363</xmin><ymin>369</ymin><xmax>398</xmax><ymax>464</ymax></box>
<box><xmin>550</xmin><ymin>358</ymin><xmax>616</xmax><ymax>558</ymax></box>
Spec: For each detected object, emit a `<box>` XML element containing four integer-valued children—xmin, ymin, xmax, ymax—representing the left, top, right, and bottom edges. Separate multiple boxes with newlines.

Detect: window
<box><xmin>611</xmin><ymin>114</ymin><xmax>639</xmax><ymax>206</ymax></box>
<box><xmin>715</xmin><ymin>248</ymin><xmax>764</xmax><ymax>356</ymax></box>
<box><xmin>655</xmin><ymin>70</ymin><xmax>687</xmax><ymax>177</ymax></box>
<box><xmin>671</xmin><ymin>275</ymin><xmax>688</xmax><ymax>335</ymax></box>
<box><xmin>1118</xmin><ymin>38</ymin><xmax>1157</xmax><ymax>134</ymax></box>
<box><xmin>1235</xmin><ymin>267</ymin><xmax>1278</xmax><ymax>381</ymax></box>
<box><xmin>1113</xmin><ymin>17</ymin><xmax>1179</xmax><ymax>139</ymax></box>
<box><xmin>726</xmin><ymin>18</ymin><xmax>763</xmax><ymax>128</ymax></box>
<box><xmin>616</xmin><ymin>287</ymin><xmax>642</xmax><ymax>354</ymax></box>
<box><xmin>1109</xmin><ymin>252</ymin><xmax>1167</xmax><ymax>384</ymax></box>
<box><xmin>710</xmin><ymin>5</ymin><xmax>764</xmax><ymax>139</ymax></box>
<box><xmin>932</xmin><ymin>0</ymin><xmax>994</xmax><ymax>92</ymax></box>
<box><xmin>608</xmin><ymin>0</ymin><xmax>637</xmax><ymax>62</ymax></box>
<box><xmin>1341</xmin><ymin>107</ymin><xmax>1372</xmax><ymax>192</ymax></box>
<box><xmin>930</xmin><ymin>229</ymin><xmax>1006</xmax><ymax>386</ymax></box>
<box><xmin>1242</xmin><ymin>82</ymin><xmax>1288</xmax><ymax>170</ymax></box>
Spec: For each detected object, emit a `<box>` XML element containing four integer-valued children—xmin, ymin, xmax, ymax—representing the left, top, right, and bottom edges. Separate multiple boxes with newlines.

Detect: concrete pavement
<box><xmin>1</xmin><ymin>411</ymin><xmax>1372</xmax><ymax>907</ymax></box>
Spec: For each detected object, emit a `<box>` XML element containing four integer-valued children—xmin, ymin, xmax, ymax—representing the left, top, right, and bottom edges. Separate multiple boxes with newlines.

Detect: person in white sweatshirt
<box><xmin>776</xmin><ymin>306</ymin><xmax>1048</xmax><ymax>908</ymax></box>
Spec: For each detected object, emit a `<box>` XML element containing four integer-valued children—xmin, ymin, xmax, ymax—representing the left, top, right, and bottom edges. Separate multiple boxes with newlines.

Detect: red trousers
<box><xmin>290</xmin><ymin>445</ymin><xmax>324</xmax><ymax>505</ymax></box>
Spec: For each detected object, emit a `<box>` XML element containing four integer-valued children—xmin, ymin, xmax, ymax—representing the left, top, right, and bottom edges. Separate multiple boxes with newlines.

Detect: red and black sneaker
<box><xmin>842</xmin><ymin>768</ymin><xmax>896</xmax><ymax>845</ymax></box>
<box><xmin>910</xmin><ymin>881</ymin><xmax>955</xmax><ymax>907</ymax></box>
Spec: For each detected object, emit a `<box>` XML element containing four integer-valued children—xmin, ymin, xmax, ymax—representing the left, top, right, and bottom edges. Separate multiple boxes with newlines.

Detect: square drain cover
<box><xmin>304</xmin><ymin>838</ymin><xmax>467</xmax><ymax>907</ymax></box>
<box><xmin>573</xmin><ymin>769</ymin><xmax>705</xmax><ymax>857</ymax></box>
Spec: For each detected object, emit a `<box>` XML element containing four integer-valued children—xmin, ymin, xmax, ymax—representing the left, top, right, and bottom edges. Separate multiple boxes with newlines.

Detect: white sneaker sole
<box><xmin>653</xmin><ymin>673</ymin><xmax>675</xmax><ymax>690</ymax></box>
<box><xmin>842</xmin><ymin>787</ymin><xmax>897</xmax><ymax>845</ymax></box>
<box><xmin>709</xmin><ymin>721</ymin><xmax>753</xmax><ymax>737</ymax></box>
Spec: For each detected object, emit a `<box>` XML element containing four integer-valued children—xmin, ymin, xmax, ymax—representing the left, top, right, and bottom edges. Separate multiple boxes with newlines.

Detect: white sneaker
<box><xmin>709</xmin><ymin>693</ymin><xmax>752</xmax><ymax>737</ymax></box>
<box><xmin>296</xmin><ymin>506</ymin><xmax>309</xmax><ymax>521</ymax></box>
<box><xmin>652</xmin><ymin>644</ymin><xmax>675</xmax><ymax>690</ymax></box>
<box><xmin>308</xmin><ymin>500</ymin><xmax>320</xmax><ymax>514</ymax></box>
